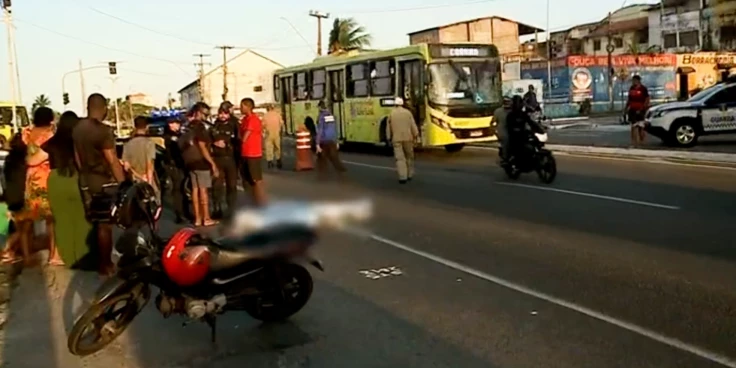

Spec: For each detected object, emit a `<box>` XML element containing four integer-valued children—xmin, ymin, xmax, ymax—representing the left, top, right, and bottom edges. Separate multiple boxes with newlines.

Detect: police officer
<box><xmin>163</xmin><ymin>116</ymin><xmax>191</xmax><ymax>223</ymax></box>
<box><xmin>210</xmin><ymin>104</ymin><xmax>239</xmax><ymax>220</ymax></box>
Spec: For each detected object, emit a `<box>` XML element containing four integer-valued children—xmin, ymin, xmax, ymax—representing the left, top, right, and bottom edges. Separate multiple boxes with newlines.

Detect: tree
<box><xmin>32</xmin><ymin>94</ymin><xmax>51</xmax><ymax>112</ymax></box>
<box><xmin>328</xmin><ymin>18</ymin><xmax>372</xmax><ymax>54</ymax></box>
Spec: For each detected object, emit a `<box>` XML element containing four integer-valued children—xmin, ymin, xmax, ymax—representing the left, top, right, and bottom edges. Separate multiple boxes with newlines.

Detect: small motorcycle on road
<box><xmin>67</xmin><ymin>182</ymin><xmax>372</xmax><ymax>356</ymax></box>
<box><xmin>498</xmin><ymin>130</ymin><xmax>557</xmax><ymax>184</ymax></box>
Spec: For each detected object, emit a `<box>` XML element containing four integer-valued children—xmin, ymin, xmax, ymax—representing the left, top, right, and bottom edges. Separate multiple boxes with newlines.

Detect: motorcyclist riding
<box><xmin>504</xmin><ymin>95</ymin><xmax>545</xmax><ymax>165</ymax></box>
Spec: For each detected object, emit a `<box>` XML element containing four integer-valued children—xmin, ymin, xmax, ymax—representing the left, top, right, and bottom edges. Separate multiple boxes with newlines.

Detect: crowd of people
<box><xmin>0</xmin><ymin>93</ymin><xmax>291</xmax><ymax>276</ymax></box>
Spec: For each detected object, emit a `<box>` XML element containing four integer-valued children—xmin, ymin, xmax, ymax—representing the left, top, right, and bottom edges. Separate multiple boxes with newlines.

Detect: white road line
<box><xmin>343</xmin><ymin>160</ymin><xmax>395</xmax><ymax>171</ymax></box>
<box><xmin>354</xmin><ymin>229</ymin><xmax>736</xmax><ymax>367</ymax></box>
<box><xmin>495</xmin><ymin>182</ymin><xmax>680</xmax><ymax>210</ymax></box>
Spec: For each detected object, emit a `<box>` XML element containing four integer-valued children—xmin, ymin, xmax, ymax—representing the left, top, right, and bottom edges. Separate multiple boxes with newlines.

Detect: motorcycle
<box><xmin>498</xmin><ymin>130</ymin><xmax>557</xmax><ymax>184</ymax></box>
<box><xmin>66</xmin><ymin>186</ymin><xmax>372</xmax><ymax>357</ymax></box>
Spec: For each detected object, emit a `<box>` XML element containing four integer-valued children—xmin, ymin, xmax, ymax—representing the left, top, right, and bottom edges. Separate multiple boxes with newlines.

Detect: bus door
<box><xmin>328</xmin><ymin>69</ymin><xmax>346</xmax><ymax>140</ymax></box>
<box><xmin>280</xmin><ymin>76</ymin><xmax>294</xmax><ymax>134</ymax></box>
<box><xmin>399</xmin><ymin>60</ymin><xmax>424</xmax><ymax>131</ymax></box>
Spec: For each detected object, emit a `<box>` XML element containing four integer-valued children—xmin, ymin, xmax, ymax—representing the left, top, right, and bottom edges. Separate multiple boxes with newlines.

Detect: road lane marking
<box><xmin>350</xmin><ymin>229</ymin><xmax>736</xmax><ymax>367</ymax></box>
<box><xmin>495</xmin><ymin>182</ymin><xmax>680</xmax><ymax>210</ymax></box>
<box><xmin>343</xmin><ymin>160</ymin><xmax>395</xmax><ymax>171</ymax></box>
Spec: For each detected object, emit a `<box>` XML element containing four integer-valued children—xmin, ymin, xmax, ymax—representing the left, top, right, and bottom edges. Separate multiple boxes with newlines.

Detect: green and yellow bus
<box><xmin>273</xmin><ymin>43</ymin><xmax>502</xmax><ymax>152</ymax></box>
<box><xmin>0</xmin><ymin>102</ymin><xmax>30</xmax><ymax>150</ymax></box>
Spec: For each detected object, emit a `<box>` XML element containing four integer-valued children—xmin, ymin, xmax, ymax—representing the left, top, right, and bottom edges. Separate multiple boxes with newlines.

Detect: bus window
<box><xmin>295</xmin><ymin>72</ymin><xmax>309</xmax><ymax>100</ymax></box>
<box><xmin>347</xmin><ymin>63</ymin><xmax>369</xmax><ymax>97</ymax></box>
<box><xmin>311</xmin><ymin>69</ymin><xmax>326</xmax><ymax>100</ymax></box>
<box><xmin>281</xmin><ymin>77</ymin><xmax>292</xmax><ymax>103</ymax></box>
<box><xmin>370</xmin><ymin>60</ymin><xmax>395</xmax><ymax>96</ymax></box>
<box><xmin>273</xmin><ymin>75</ymin><xmax>281</xmax><ymax>102</ymax></box>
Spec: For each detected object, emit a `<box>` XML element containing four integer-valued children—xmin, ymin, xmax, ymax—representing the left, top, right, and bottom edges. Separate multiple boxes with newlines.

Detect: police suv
<box><xmin>646</xmin><ymin>77</ymin><xmax>736</xmax><ymax>147</ymax></box>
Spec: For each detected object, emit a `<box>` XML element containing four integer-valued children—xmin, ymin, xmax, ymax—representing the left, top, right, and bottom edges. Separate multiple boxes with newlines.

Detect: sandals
<box><xmin>202</xmin><ymin>219</ymin><xmax>219</xmax><ymax>227</ymax></box>
<box><xmin>0</xmin><ymin>251</ymin><xmax>23</xmax><ymax>264</ymax></box>
<box><xmin>47</xmin><ymin>258</ymin><xmax>65</xmax><ymax>267</ymax></box>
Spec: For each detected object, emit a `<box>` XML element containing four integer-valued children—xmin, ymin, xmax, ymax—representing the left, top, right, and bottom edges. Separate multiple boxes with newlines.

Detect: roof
<box><xmin>177</xmin><ymin>49</ymin><xmax>284</xmax><ymax>93</ymax></box>
<box><xmin>550</xmin><ymin>20</ymin><xmax>600</xmax><ymax>36</ymax></box>
<box><xmin>276</xmin><ymin>45</ymin><xmax>428</xmax><ymax>74</ymax></box>
<box><xmin>408</xmin><ymin>16</ymin><xmax>544</xmax><ymax>37</ymax></box>
<box><xmin>586</xmin><ymin>17</ymin><xmax>649</xmax><ymax>37</ymax></box>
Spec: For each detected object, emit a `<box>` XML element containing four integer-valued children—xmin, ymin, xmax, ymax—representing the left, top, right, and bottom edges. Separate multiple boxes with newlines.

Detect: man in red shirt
<box><xmin>239</xmin><ymin>98</ymin><xmax>267</xmax><ymax>206</ymax></box>
<box><xmin>626</xmin><ymin>75</ymin><xmax>650</xmax><ymax>147</ymax></box>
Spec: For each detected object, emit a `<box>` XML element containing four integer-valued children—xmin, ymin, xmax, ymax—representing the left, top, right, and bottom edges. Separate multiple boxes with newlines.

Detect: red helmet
<box><xmin>162</xmin><ymin>227</ymin><xmax>211</xmax><ymax>286</ymax></box>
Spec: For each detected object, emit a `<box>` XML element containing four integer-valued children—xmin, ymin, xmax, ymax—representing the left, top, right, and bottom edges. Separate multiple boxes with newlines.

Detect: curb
<box><xmin>468</xmin><ymin>143</ymin><xmax>736</xmax><ymax>164</ymax></box>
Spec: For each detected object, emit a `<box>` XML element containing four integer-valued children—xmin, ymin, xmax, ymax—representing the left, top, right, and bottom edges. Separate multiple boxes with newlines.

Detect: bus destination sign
<box><xmin>430</xmin><ymin>45</ymin><xmax>493</xmax><ymax>58</ymax></box>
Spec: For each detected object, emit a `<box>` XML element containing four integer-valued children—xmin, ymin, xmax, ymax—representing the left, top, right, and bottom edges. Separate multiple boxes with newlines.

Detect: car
<box><xmin>646</xmin><ymin>77</ymin><xmax>736</xmax><ymax>147</ymax></box>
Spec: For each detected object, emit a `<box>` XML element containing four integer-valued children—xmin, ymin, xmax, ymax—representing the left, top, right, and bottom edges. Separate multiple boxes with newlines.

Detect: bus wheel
<box><xmin>444</xmin><ymin>144</ymin><xmax>465</xmax><ymax>153</ymax></box>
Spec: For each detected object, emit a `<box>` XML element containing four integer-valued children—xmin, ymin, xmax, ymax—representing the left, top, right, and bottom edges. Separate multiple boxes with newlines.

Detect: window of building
<box><xmin>663</xmin><ymin>33</ymin><xmax>678</xmax><ymax>48</ymax></box>
<box><xmin>679</xmin><ymin>31</ymin><xmax>699</xmax><ymax>47</ymax></box>
<box><xmin>593</xmin><ymin>39</ymin><xmax>601</xmax><ymax>51</ymax></box>
<box><xmin>347</xmin><ymin>63</ymin><xmax>369</xmax><ymax>97</ymax></box>
<box><xmin>254</xmin><ymin>85</ymin><xmax>263</xmax><ymax>92</ymax></box>
<box><xmin>635</xmin><ymin>30</ymin><xmax>649</xmax><ymax>45</ymax></box>
<box><xmin>311</xmin><ymin>69</ymin><xmax>326</xmax><ymax>100</ymax></box>
<box><xmin>273</xmin><ymin>76</ymin><xmax>280</xmax><ymax>102</ymax></box>
<box><xmin>369</xmin><ymin>60</ymin><xmax>395</xmax><ymax>96</ymax></box>
<box><xmin>614</xmin><ymin>37</ymin><xmax>624</xmax><ymax>48</ymax></box>
<box><xmin>295</xmin><ymin>72</ymin><xmax>308</xmax><ymax>100</ymax></box>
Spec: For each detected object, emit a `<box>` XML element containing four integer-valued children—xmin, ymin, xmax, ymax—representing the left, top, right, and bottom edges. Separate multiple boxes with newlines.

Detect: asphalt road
<box><xmin>2</xmin><ymin>148</ymin><xmax>736</xmax><ymax>368</ymax></box>
<box><xmin>548</xmin><ymin>119</ymin><xmax>736</xmax><ymax>153</ymax></box>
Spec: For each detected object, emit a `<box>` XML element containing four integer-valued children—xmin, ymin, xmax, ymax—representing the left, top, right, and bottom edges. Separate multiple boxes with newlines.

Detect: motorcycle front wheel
<box><xmin>67</xmin><ymin>287</ymin><xmax>148</xmax><ymax>356</ymax></box>
<box><xmin>536</xmin><ymin>153</ymin><xmax>557</xmax><ymax>184</ymax></box>
<box><xmin>244</xmin><ymin>263</ymin><xmax>314</xmax><ymax>322</ymax></box>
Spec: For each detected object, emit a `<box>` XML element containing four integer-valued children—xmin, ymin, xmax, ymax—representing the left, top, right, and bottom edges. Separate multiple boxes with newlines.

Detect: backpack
<box><xmin>178</xmin><ymin>128</ymin><xmax>203</xmax><ymax>166</ymax></box>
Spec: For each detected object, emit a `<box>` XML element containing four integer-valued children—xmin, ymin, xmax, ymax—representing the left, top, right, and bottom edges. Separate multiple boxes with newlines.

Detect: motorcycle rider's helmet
<box><xmin>112</xmin><ymin>180</ymin><xmax>162</xmax><ymax>229</ymax></box>
<box><xmin>161</xmin><ymin>227</ymin><xmax>211</xmax><ymax>286</ymax></box>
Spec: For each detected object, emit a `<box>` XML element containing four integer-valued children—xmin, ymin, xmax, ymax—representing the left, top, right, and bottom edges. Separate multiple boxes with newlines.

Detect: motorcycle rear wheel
<box><xmin>536</xmin><ymin>153</ymin><xmax>557</xmax><ymax>184</ymax></box>
<box><xmin>67</xmin><ymin>292</ymin><xmax>142</xmax><ymax>356</ymax></box>
<box><xmin>244</xmin><ymin>263</ymin><xmax>314</xmax><ymax>322</ymax></box>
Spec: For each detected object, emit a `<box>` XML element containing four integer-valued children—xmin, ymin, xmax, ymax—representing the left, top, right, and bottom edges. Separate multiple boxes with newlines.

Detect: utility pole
<box><xmin>309</xmin><ymin>10</ymin><xmax>329</xmax><ymax>55</ymax></box>
<box><xmin>79</xmin><ymin>59</ymin><xmax>86</xmax><ymax>111</ymax></box>
<box><xmin>108</xmin><ymin>61</ymin><xmax>121</xmax><ymax>136</ymax></box>
<box><xmin>606</xmin><ymin>12</ymin><xmax>615</xmax><ymax>112</ymax></box>
<box><xmin>2</xmin><ymin>0</ymin><xmax>18</xmax><ymax>130</ymax></box>
<box><xmin>545</xmin><ymin>0</ymin><xmax>552</xmax><ymax>99</ymax></box>
<box><xmin>193</xmin><ymin>53</ymin><xmax>210</xmax><ymax>103</ymax></box>
<box><xmin>215</xmin><ymin>46</ymin><xmax>234</xmax><ymax>102</ymax></box>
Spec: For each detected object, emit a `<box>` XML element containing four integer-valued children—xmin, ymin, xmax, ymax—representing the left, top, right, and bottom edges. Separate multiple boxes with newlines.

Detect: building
<box><xmin>581</xmin><ymin>4</ymin><xmax>652</xmax><ymax>56</ymax></box>
<box><xmin>178</xmin><ymin>49</ymin><xmax>283</xmax><ymax>109</ymax></box>
<box><xmin>125</xmin><ymin>92</ymin><xmax>154</xmax><ymax>107</ymax></box>
<box><xmin>408</xmin><ymin>16</ymin><xmax>544</xmax><ymax>58</ymax></box>
<box><xmin>546</xmin><ymin>22</ymin><xmax>599</xmax><ymax>59</ymax></box>
<box><xmin>707</xmin><ymin>0</ymin><xmax>736</xmax><ymax>50</ymax></box>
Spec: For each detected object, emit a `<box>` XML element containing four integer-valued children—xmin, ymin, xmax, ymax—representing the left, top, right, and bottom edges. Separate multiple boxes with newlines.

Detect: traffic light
<box><xmin>63</xmin><ymin>93</ymin><xmax>69</xmax><ymax>105</ymax></box>
<box><xmin>108</xmin><ymin>62</ymin><xmax>117</xmax><ymax>75</ymax></box>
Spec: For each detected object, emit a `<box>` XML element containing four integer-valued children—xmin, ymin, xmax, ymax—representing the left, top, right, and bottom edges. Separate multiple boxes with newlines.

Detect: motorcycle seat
<box><xmin>208</xmin><ymin>225</ymin><xmax>315</xmax><ymax>271</ymax></box>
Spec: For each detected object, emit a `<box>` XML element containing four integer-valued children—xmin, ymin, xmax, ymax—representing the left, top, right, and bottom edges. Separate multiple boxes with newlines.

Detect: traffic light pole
<box><xmin>3</xmin><ymin>7</ymin><xmax>17</xmax><ymax>130</ymax></box>
<box><xmin>545</xmin><ymin>0</ymin><xmax>552</xmax><ymax>99</ymax></box>
<box><xmin>110</xmin><ymin>76</ymin><xmax>120</xmax><ymax>137</ymax></box>
<box><xmin>61</xmin><ymin>64</ymin><xmax>106</xmax><ymax>110</ymax></box>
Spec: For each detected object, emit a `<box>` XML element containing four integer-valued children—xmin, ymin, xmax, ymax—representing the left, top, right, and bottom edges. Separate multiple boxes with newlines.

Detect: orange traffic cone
<box><xmin>295</xmin><ymin>126</ymin><xmax>314</xmax><ymax>171</ymax></box>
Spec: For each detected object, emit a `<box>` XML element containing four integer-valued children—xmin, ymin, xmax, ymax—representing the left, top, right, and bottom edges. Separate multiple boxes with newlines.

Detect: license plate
<box><xmin>470</xmin><ymin>130</ymin><xmax>483</xmax><ymax>137</ymax></box>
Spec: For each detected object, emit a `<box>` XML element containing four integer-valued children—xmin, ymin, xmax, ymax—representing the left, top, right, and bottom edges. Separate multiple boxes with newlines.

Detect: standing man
<box><xmin>210</xmin><ymin>105</ymin><xmax>239</xmax><ymax>220</ymax></box>
<box><xmin>494</xmin><ymin>96</ymin><xmax>512</xmax><ymax>163</ymax></box>
<box><xmin>73</xmin><ymin>93</ymin><xmax>126</xmax><ymax>276</ymax></box>
<box><xmin>263</xmin><ymin>104</ymin><xmax>284</xmax><ymax>169</ymax></box>
<box><xmin>626</xmin><ymin>75</ymin><xmax>650</xmax><ymax>147</ymax></box>
<box><xmin>315</xmin><ymin>100</ymin><xmax>346</xmax><ymax>176</ymax></box>
<box><xmin>163</xmin><ymin>116</ymin><xmax>190</xmax><ymax>223</ymax></box>
<box><xmin>181</xmin><ymin>102</ymin><xmax>219</xmax><ymax>227</ymax></box>
<box><xmin>386</xmin><ymin>97</ymin><xmax>418</xmax><ymax>184</ymax></box>
<box><xmin>523</xmin><ymin>84</ymin><xmax>541</xmax><ymax>113</ymax></box>
<box><xmin>122</xmin><ymin>116</ymin><xmax>158</xmax><ymax>199</ymax></box>
<box><xmin>239</xmin><ymin>98</ymin><xmax>267</xmax><ymax>206</ymax></box>
<box><xmin>220</xmin><ymin>101</ymin><xmax>241</xmax><ymax>171</ymax></box>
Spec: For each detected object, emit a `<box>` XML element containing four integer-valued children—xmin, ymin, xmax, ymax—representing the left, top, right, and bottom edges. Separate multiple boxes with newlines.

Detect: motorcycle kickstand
<box><xmin>205</xmin><ymin>315</ymin><xmax>217</xmax><ymax>343</ymax></box>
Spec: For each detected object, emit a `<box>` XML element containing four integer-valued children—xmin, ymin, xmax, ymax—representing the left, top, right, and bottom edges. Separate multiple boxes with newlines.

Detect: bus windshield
<box><xmin>0</xmin><ymin>106</ymin><xmax>30</xmax><ymax>128</ymax></box>
<box><xmin>428</xmin><ymin>61</ymin><xmax>501</xmax><ymax>106</ymax></box>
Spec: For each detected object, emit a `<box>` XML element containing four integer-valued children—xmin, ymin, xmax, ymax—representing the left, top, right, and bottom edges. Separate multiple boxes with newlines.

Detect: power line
<box><xmin>337</xmin><ymin>0</ymin><xmax>498</xmax><ymax>14</ymax></box>
<box><xmin>15</xmin><ymin>18</ymin><xmax>194</xmax><ymax>76</ymax></box>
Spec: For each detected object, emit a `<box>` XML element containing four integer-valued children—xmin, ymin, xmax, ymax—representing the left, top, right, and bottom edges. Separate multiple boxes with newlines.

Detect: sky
<box><xmin>1</xmin><ymin>0</ymin><xmax>659</xmax><ymax>113</ymax></box>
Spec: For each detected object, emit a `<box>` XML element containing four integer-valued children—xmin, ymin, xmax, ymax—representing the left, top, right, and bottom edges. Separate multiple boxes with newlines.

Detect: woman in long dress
<box><xmin>13</xmin><ymin>107</ymin><xmax>58</xmax><ymax>266</ymax></box>
<box><xmin>44</xmin><ymin>111</ymin><xmax>92</xmax><ymax>268</ymax></box>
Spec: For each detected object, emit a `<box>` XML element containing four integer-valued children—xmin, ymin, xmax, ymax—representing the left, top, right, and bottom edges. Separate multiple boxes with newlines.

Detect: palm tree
<box><xmin>328</xmin><ymin>18</ymin><xmax>372</xmax><ymax>54</ymax></box>
<box><xmin>32</xmin><ymin>94</ymin><xmax>51</xmax><ymax>112</ymax></box>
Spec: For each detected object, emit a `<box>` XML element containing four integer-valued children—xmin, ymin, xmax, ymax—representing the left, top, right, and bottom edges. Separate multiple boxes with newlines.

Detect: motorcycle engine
<box><xmin>155</xmin><ymin>293</ymin><xmax>186</xmax><ymax>318</ymax></box>
<box><xmin>155</xmin><ymin>292</ymin><xmax>227</xmax><ymax>320</ymax></box>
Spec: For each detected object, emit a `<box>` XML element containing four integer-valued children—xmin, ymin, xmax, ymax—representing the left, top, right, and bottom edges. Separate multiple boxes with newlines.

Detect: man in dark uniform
<box><xmin>220</xmin><ymin>101</ymin><xmax>241</xmax><ymax>170</ymax></box>
<box><xmin>210</xmin><ymin>105</ymin><xmax>239</xmax><ymax>220</ymax></box>
<box><xmin>163</xmin><ymin>116</ymin><xmax>191</xmax><ymax>223</ymax></box>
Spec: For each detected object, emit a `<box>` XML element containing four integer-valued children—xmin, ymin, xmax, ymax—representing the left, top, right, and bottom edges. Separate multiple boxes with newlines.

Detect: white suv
<box><xmin>646</xmin><ymin>80</ymin><xmax>736</xmax><ymax>147</ymax></box>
